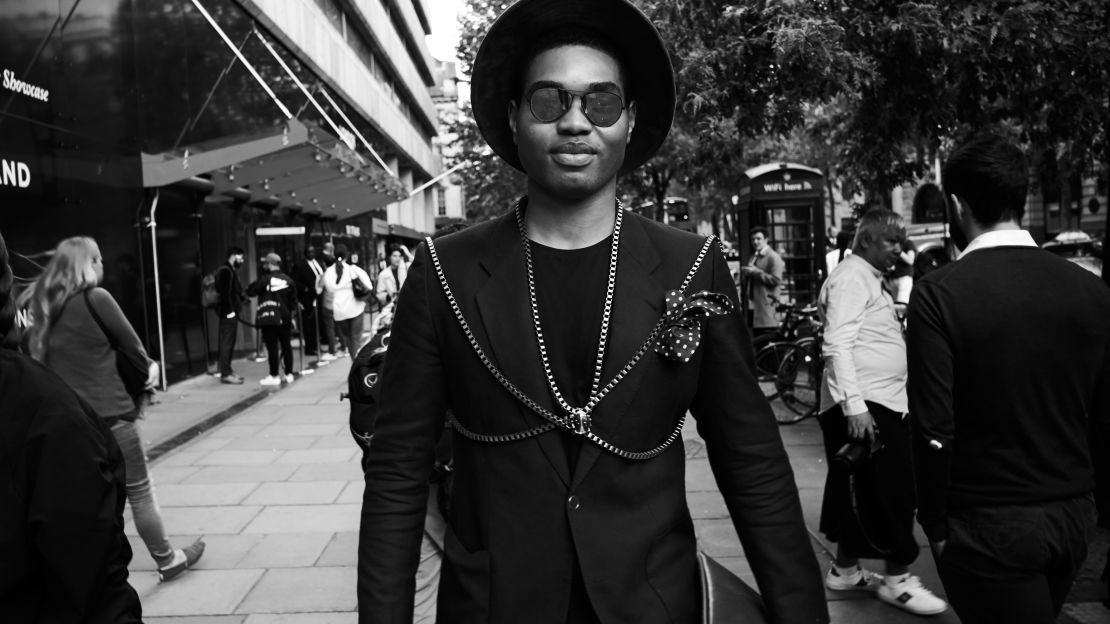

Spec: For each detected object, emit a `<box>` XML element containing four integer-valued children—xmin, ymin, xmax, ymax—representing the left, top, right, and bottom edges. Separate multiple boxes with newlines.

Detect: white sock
<box><xmin>834</xmin><ymin>564</ymin><xmax>861</xmax><ymax>580</ymax></box>
<box><xmin>884</xmin><ymin>572</ymin><xmax>910</xmax><ymax>586</ymax></box>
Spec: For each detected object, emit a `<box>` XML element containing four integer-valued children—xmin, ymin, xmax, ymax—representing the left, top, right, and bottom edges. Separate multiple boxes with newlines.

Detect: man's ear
<box><xmin>508</xmin><ymin>100</ymin><xmax>519</xmax><ymax>144</ymax></box>
<box><xmin>947</xmin><ymin>193</ymin><xmax>970</xmax><ymax>250</ymax></box>
<box><xmin>625</xmin><ymin>101</ymin><xmax>637</xmax><ymax>144</ymax></box>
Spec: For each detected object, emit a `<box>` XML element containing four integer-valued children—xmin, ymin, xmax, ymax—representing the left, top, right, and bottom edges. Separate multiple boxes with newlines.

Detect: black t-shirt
<box><xmin>530</xmin><ymin>235</ymin><xmax>611</xmax><ymax>468</ymax></box>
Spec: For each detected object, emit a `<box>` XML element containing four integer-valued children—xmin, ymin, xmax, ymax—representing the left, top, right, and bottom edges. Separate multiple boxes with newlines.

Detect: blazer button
<box><xmin>567</xmin><ymin>495</ymin><xmax>581</xmax><ymax>510</ymax></box>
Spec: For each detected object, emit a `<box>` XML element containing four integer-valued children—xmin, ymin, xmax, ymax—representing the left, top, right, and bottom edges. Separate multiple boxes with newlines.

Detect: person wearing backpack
<box><xmin>247</xmin><ymin>253</ymin><xmax>297</xmax><ymax>386</ymax></box>
<box><xmin>215</xmin><ymin>247</ymin><xmax>247</xmax><ymax>384</ymax></box>
<box><xmin>321</xmin><ymin>244</ymin><xmax>373</xmax><ymax>357</ymax></box>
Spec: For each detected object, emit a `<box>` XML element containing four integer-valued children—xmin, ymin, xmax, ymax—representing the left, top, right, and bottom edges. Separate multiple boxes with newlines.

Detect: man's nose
<box><xmin>556</xmin><ymin>96</ymin><xmax>592</xmax><ymax>134</ymax></box>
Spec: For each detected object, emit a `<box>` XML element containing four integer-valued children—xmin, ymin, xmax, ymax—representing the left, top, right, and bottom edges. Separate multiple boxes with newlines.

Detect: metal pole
<box><xmin>148</xmin><ymin>190</ymin><xmax>169</xmax><ymax>391</ymax></box>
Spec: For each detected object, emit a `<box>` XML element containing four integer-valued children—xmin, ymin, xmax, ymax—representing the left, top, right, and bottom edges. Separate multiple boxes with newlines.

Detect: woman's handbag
<box><xmin>350</xmin><ymin>267</ymin><xmax>373</xmax><ymax>300</ymax></box>
<box><xmin>83</xmin><ymin>289</ymin><xmax>150</xmax><ymax>399</ymax></box>
<box><xmin>698</xmin><ymin>551</ymin><xmax>769</xmax><ymax>624</ymax></box>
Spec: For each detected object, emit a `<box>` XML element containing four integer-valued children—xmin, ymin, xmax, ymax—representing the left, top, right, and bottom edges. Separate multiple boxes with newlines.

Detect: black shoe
<box><xmin>158</xmin><ymin>539</ymin><xmax>206</xmax><ymax>582</ymax></box>
<box><xmin>220</xmin><ymin>374</ymin><xmax>244</xmax><ymax>385</ymax></box>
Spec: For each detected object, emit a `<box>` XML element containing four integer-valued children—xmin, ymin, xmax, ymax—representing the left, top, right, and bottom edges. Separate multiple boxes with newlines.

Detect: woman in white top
<box><xmin>321</xmin><ymin>244</ymin><xmax>374</xmax><ymax>355</ymax></box>
<box><xmin>376</xmin><ymin>244</ymin><xmax>413</xmax><ymax>307</ymax></box>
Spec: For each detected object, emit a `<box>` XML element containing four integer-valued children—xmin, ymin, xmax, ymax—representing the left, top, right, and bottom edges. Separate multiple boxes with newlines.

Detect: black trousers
<box><xmin>299</xmin><ymin>299</ymin><xmax>319</xmax><ymax>355</ymax></box>
<box><xmin>937</xmin><ymin>495</ymin><xmax>1095</xmax><ymax>624</ymax></box>
<box><xmin>260</xmin><ymin>324</ymin><xmax>293</xmax><ymax>376</ymax></box>
<box><xmin>217</xmin><ymin>314</ymin><xmax>238</xmax><ymax>376</ymax></box>
<box><xmin>817</xmin><ymin>401</ymin><xmax>919</xmax><ymax>566</ymax></box>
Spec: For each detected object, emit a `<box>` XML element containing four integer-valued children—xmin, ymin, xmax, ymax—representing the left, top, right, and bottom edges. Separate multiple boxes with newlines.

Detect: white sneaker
<box><xmin>320</xmin><ymin>353</ymin><xmax>337</xmax><ymax>362</ymax></box>
<box><xmin>259</xmin><ymin>375</ymin><xmax>281</xmax><ymax>386</ymax></box>
<box><xmin>877</xmin><ymin>574</ymin><xmax>948</xmax><ymax>615</ymax></box>
<box><xmin>282</xmin><ymin>374</ymin><xmax>295</xmax><ymax>383</ymax></box>
<box><xmin>825</xmin><ymin>566</ymin><xmax>882</xmax><ymax>592</ymax></box>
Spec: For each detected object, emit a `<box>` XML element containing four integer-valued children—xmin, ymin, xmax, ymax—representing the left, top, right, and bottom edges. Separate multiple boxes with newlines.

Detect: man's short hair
<box><xmin>514</xmin><ymin>28</ymin><xmax>632</xmax><ymax>102</ymax></box>
<box><xmin>227</xmin><ymin>246</ymin><xmax>245</xmax><ymax>258</ymax></box>
<box><xmin>750</xmin><ymin>226</ymin><xmax>769</xmax><ymax>239</ymax></box>
<box><xmin>853</xmin><ymin>209</ymin><xmax>905</xmax><ymax>251</ymax></box>
<box><xmin>943</xmin><ymin>133</ymin><xmax>1029</xmax><ymax>226</ymax></box>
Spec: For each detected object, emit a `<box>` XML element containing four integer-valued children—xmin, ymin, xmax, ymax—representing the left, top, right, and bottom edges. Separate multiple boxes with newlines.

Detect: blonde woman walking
<box><xmin>19</xmin><ymin>236</ymin><xmax>204</xmax><ymax>582</ymax></box>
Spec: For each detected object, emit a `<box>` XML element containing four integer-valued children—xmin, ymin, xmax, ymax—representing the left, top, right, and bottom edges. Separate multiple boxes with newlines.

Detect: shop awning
<box><xmin>141</xmin><ymin>119</ymin><xmax>406</xmax><ymax>220</ymax></box>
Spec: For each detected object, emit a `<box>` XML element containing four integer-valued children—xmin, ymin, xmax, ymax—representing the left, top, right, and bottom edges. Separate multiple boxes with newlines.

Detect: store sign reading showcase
<box><xmin>2</xmin><ymin>68</ymin><xmax>50</xmax><ymax>103</ymax></box>
<box><xmin>1</xmin><ymin>158</ymin><xmax>32</xmax><ymax>189</ymax></box>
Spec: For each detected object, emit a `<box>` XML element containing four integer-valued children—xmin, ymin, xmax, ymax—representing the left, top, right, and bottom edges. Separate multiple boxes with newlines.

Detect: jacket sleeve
<box><xmin>358</xmin><ymin>243</ymin><xmax>447</xmax><ymax>624</ymax></box>
<box><xmin>88</xmin><ymin>288</ymin><xmax>150</xmax><ymax>382</ymax></box>
<box><xmin>24</xmin><ymin>389</ymin><xmax>141</xmax><ymax>621</ymax></box>
<box><xmin>819</xmin><ymin>270</ymin><xmax>870</xmax><ymax>416</ymax></box>
<box><xmin>757</xmin><ymin>251</ymin><xmax>784</xmax><ymax>287</ymax></box>
<box><xmin>690</xmin><ymin>247</ymin><xmax>829</xmax><ymax>624</ymax></box>
<box><xmin>905</xmin><ymin>279</ymin><xmax>955</xmax><ymax>542</ymax></box>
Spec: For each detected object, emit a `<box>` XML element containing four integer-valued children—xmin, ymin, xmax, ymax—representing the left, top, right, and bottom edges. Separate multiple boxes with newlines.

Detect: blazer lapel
<box><xmin>474</xmin><ymin>215</ymin><xmax>572</xmax><ymax>486</ymax></box>
<box><xmin>572</xmin><ymin>213</ymin><xmax>665</xmax><ymax>488</ymax></box>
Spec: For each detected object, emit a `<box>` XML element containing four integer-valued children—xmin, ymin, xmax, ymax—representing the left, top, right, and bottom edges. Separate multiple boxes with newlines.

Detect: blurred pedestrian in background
<box><xmin>0</xmin><ymin>230</ymin><xmax>144</xmax><ymax>623</ymax></box>
<box><xmin>321</xmin><ymin>244</ymin><xmax>373</xmax><ymax>357</ymax></box>
<box><xmin>824</xmin><ymin>229</ymin><xmax>854</xmax><ymax>277</ymax></box>
<box><xmin>248</xmin><ymin>253</ymin><xmax>297</xmax><ymax>386</ymax></box>
<box><xmin>18</xmin><ymin>236</ymin><xmax>205</xmax><ymax>582</ymax></box>
<box><xmin>215</xmin><ymin>246</ymin><xmax>247</xmax><ymax>384</ymax></box>
<box><xmin>317</xmin><ymin>242</ymin><xmax>340</xmax><ymax>359</ymax></box>
<box><xmin>375</xmin><ymin>243</ymin><xmax>412</xmax><ymax>307</ymax></box>
<box><xmin>908</xmin><ymin>133</ymin><xmax>1110</xmax><ymax>624</ymax></box>
<box><xmin>817</xmin><ymin>209</ymin><xmax>948</xmax><ymax>616</ymax></box>
<box><xmin>740</xmin><ymin>225</ymin><xmax>784</xmax><ymax>334</ymax></box>
<box><xmin>291</xmin><ymin>245</ymin><xmax>325</xmax><ymax>359</ymax></box>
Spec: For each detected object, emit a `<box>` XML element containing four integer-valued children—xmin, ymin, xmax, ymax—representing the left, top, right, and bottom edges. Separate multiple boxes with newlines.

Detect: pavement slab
<box><xmin>236</xmin><ymin>532</ymin><xmax>334</xmax><ymax>568</ymax></box>
<box><xmin>235</xmin><ymin>567</ymin><xmax>357</xmax><ymax>613</ymax></box>
<box><xmin>136</xmin><ymin>569</ymin><xmax>266</xmax><ymax>617</ymax></box>
<box><xmin>241</xmin><ymin>504</ymin><xmax>362</xmax><ymax>534</ymax></box>
<box><xmin>242</xmin><ymin>481</ymin><xmax>347</xmax><ymax>506</ymax></box>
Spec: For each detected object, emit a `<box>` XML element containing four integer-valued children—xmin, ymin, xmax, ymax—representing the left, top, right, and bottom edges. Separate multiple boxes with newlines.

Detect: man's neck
<box><xmin>967</xmin><ymin>219</ymin><xmax>1021</xmax><ymax>242</ymax></box>
<box><xmin>523</xmin><ymin>183</ymin><xmax>618</xmax><ymax>250</ymax></box>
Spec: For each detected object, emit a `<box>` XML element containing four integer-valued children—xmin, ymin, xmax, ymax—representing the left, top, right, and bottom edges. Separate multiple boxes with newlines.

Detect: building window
<box><xmin>437</xmin><ymin>187</ymin><xmax>447</xmax><ymax>216</ymax></box>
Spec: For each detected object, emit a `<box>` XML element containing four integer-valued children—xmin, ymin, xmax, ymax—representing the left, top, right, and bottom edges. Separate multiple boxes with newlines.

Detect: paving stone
<box><xmin>231</xmin><ymin>412</ymin><xmax>284</xmax><ymax>425</ymax></box>
<box><xmin>152</xmin><ymin>466</ymin><xmax>203</xmax><ymax>484</ymax></box>
<box><xmin>158</xmin><ymin>483</ymin><xmax>259</xmax><ymax>507</ymax></box>
<box><xmin>242</xmin><ymin>612</ymin><xmax>356</xmax><ymax>623</ymax></box>
<box><xmin>147</xmin><ymin>616</ymin><xmax>246</xmax><ymax>624</ymax></box>
<box><xmin>694</xmin><ymin>518</ymin><xmax>741</xmax><ymax>558</ymax></box>
<box><xmin>312</xmin><ymin>435</ymin><xmax>359</xmax><ymax>449</ymax></box>
<box><xmin>242</xmin><ymin>481</ymin><xmax>346</xmax><ymax>505</ymax></box>
<box><xmin>316</xmin><ymin>532</ymin><xmax>358</xmax><ymax>567</ymax></box>
<box><xmin>684</xmin><ymin>459</ymin><xmax>716</xmax><ymax>492</ymax></box>
<box><xmin>186</xmin><ymin>437</ymin><xmax>234</xmax><ymax>452</ymax></box>
<box><xmin>335</xmin><ymin>481</ymin><xmax>363</xmax><ymax>504</ymax></box>
<box><xmin>207</xmin><ymin>425</ymin><xmax>267</xmax><ymax>439</ymax></box>
<box><xmin>138</xmin><ymin>569</ymin><xmax>265</xmax><ymax>617</ymax></box>
<box><xmin>183</xmin><ymin>464</ymin><xmax>298</xmax><ymax>484</ymax></box>
<box><xmin>126</xmin><ymin>505</ymin><xmax>262</xmax><ymax>535</ymax></box>
<box><xmin>242</xmin><ymin>504</ymin><xmax>362</xmax><ymax>534</ymax></box>
<box><xmin>236</xmin><ymin>567</ymin><xmax>356</xmax><ymax>613</ymax></box>
<box><xmin>288</xmin><ymin>461</ymin><xmax>363</xmax><ymax>482</ymax></box>
<box><xmin>686</xmin><ymin>491</ymin><xmax>729</xmax><ymax>519</ymax></box>
<box><xmin>174</xmin><ymin>533</ymin><xmax>265</xmax><ymax>569</ymax></box>
<box><xmin>222</xmin><ymin>436</ymin><xmax>320</xmax><ymax>451</ymax></box>
<box><xmin>195</xmin><ymin>450</ymin><xmax>283</xmax><ymax>466</ymax></box>
<box><xmin>258</xmin><ymin>424</ymin><xmax>345</xmax><ymax>438</ymax></box>
<box><xmin>274</xmin><ymin>408</ymin><xmax>349</xmax><ymax>424</ymax></box>
<box><xmin>237</xmin><ymin>532</ymin><xmax>333</xmax><ymax>568</ymax></box>
<box><xmin>158</xmin><ymin>451</ymin><xmax>209</xmax><ymax>467</ymax></box>
<box><xmin>273</xmin><ymin>448</ymin><xmax>358</xmax><ymax>465</ymax></box>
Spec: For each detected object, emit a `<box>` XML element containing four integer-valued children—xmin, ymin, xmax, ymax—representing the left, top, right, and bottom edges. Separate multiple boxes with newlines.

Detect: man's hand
<box><xmin>226</xmin><ymin>311</ymin><xmax>236</xmax><ymax>319</ymax></box>
<box><xmin>845</xmin><ymin>410</ymin><xmax>875</xmax><ymax>440</ymax></box>
<box><xmin>739</xmin><ymin>265</ymin><xmax>758</xmax><ymax>276</ymax></box>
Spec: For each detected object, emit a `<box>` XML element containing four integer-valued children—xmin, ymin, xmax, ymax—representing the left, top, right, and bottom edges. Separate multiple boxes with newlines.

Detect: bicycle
<box><xmin>751</xmin><ymin>303</ymin><xmax>820</xmax><ymax>411</ymax></box>
<box><xmin>772</xmin><ymin>327</ymin><xmax>822</xmax><ymax>424</ymax></box>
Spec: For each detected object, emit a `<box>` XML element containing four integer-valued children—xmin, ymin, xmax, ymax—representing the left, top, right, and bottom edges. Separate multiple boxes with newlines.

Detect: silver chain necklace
<box><xmin>516</xmin><ymin>198</ymin><xmax>623</xmax><ymax>435</ymax></box>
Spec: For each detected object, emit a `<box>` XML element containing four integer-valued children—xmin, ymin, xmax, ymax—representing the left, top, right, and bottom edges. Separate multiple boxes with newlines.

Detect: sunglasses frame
<box><xmin>524</xmin><ymin>86</ymin><xmax>627</xmax><ymax>128</ymax></box>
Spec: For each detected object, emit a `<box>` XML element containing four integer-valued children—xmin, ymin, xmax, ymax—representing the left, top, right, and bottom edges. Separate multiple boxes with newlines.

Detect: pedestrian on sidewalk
<box><xmin>321</xmin><ymin>244</ymin><xmax>373</xmax><ymax>357</ymax></box>
<box><xmin>215</xmin><ymin>246</ymin><xmax>247</xmax><ymax>384</ymax></box>
<box><xmin>247</xmin><ymin>252</ymin><xmax>297</xmax><ymax>386</ymax></box>
<box><xmin>17</xmin><ymin>236</ymin><xmax>205</xmax><ymax>582</ymax></box>
<box><xmin>316</xmin><ymin>242</ymin><xmax>340</xmax><ymax>360</ymax></box>
<box><xmin>907</xmin><ymin>133</ymin><xmax>1110</xmax><ymax>624</ymax></box>
<box><xmin>1</xmin><ymin>230</ymin><xmax>145</xmax><ymax>623</ymax></box>
<box><xmin>357</xmin><ymin>1</ymin><xmax>827</xmax><ymax>622</ymax></box>
<box><xmin>816</xmin><ymin>209</ymin><xmax>947</xmax><ymax>616</ymax></box>
<box><xmin>740</xmin><ymin>225</ymin><xmax>784</xmax><ymax>335</ymax></box>
<box><xmin>291</xmin><ymin>244</ymin><xmax>325</xmax><ymax>359</ymax></box>
<box><xmin>375</xmin><ymin>243</ymin><xmax>412</xmax><ymax>308</ymax></box>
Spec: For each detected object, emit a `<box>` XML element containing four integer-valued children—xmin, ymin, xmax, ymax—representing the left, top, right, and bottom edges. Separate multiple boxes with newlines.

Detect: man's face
<box><xmin>751</xmin><ymin>232</ymin><xmax>767</xmax><ymax>252</ymax></box>
<box><xmin>508</xmin><ymin>45</ymin><xmax>636</xmax><ymax>201</ymax></box>
<box><xmin>231</xmin><ymin>253</ymin><xmax>245</xmax><ymax>268</ymax></box>
<box><xmin>322</xmin><ymin>244</ymin><xmax>335</xmax><ymax>262</ymax></box>
<box><xmin>862</xmin><ymin>230</ymin><xmax>904</xmax><ymax>272</ymax></box>
<box><xmin>389</xmin><ymin>250</ymin><xmax>403</xmax><ymax>267</ymax></box>
<box><xmin>306</xmin><ymin>245</ymin><xmax>316</xmax><ymax>260</ymax></box>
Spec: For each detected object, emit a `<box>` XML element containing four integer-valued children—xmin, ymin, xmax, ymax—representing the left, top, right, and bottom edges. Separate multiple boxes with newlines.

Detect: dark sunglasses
<box><xmin>525</xmin><ymin>86</ymin><xmax>626</xmax><ymax>127</ymax></box>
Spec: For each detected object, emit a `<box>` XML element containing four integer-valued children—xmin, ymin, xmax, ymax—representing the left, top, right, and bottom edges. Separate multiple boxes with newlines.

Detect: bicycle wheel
<box><xmin>776</xmin><ymin>342</ymin><xmax>820</xmax><ymax>423</ymax></box>
<box><xmin>753</xmin><ymin>342</ymin><xmax>794</xmax><ymax>401</ymax></box>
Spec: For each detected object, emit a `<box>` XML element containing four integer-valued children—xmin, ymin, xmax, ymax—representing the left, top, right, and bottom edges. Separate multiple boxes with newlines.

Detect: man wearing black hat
<box><xmin>358</xmin><ymin>1</ymin><xmax>827</xmax><ymax>623</ymax></box>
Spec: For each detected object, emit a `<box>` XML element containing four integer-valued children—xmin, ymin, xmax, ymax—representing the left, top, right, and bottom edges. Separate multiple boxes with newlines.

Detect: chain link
<box><xmin>426</xmin><ymin>215</ymin><xmax>720</xmax><ymax>461</ymax></box>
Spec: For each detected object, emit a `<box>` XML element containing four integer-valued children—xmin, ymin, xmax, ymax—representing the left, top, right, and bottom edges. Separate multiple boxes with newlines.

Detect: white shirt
<box><xmin>818</xmin><ymin>254</ymin><xmax>907</xmax><ymax>416</ymax></box>
<box><xmin>322</xmin><ymin>263</ymin><xmax>373</xmax><ymax>322</ymax></box>
<box><xmin>958</xmin><ymin>228</ymin><xmax>1037</xmax><ymax>258</ymax></box>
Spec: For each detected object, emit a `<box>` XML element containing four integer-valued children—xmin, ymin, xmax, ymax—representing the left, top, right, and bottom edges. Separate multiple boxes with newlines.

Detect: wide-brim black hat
<box><xmin>471</xmin><ymin>0</ymin><xmax>676</xmax><ymax>176</ymax></box>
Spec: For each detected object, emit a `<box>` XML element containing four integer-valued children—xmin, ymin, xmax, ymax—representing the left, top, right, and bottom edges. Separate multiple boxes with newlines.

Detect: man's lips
<box><xmin>552</xmin><ymin>142</ymin><xmax>597</xmax><ymax>155</ymax></box>
<box><xmin>551</xmin><ymin>143</ymin><xmax>597</xmax><ymax>167</ymax></box>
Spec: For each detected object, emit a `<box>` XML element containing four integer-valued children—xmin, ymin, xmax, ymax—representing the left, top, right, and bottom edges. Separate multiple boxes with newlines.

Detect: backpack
<box><xmin>201</xmin><ymin>267</ymin><xmax>223</xmax><ymax>308</ymax></box>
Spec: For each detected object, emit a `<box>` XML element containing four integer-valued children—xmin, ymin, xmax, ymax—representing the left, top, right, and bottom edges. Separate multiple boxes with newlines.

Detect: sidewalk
<box><xmin>128</xmin><ymin>355</ymin><xmax>1108</xmax><ymax>622</ymax></box>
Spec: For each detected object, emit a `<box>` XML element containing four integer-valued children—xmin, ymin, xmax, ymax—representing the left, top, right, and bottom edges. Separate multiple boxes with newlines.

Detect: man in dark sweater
<box><xmin>907</xmin><ymin>133</ymin><xmax>1110</xmax><ymax>624</ymax></box>
<box><xmin>215</xmin><ymin>246</ymin><xmax>247</xmax><ymax>383</ymax></box>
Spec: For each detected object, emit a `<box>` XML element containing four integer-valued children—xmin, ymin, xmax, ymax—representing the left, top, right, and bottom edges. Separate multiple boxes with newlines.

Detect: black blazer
<box><xmin>358</xmin><ymin>211</ymin><xmax>827</xmax><ymax>624</ymax></box>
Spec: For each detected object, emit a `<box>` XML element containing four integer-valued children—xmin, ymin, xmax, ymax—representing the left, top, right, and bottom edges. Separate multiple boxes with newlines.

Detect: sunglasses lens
<box><xmin>529</xmin><ymin>88</ymin><xmax>567</xmax><ymax>123</ymax></box>
<box><xmin>584</xmin><ymin>92</ymin><xmax>623</xmax><ymax>127</ymax></box>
